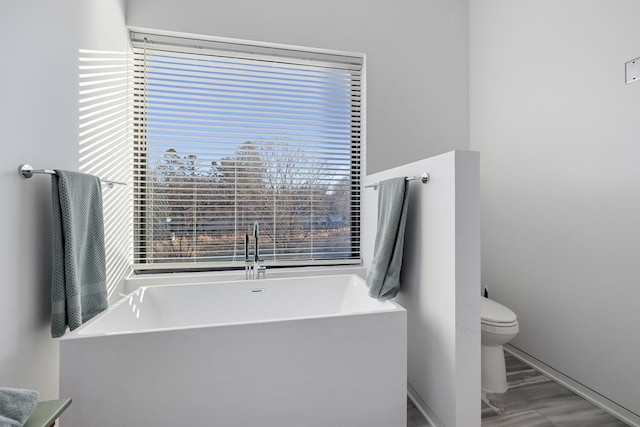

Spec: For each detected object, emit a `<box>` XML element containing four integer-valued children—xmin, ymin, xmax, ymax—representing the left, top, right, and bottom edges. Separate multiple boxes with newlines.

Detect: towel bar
<box><xmin>365</xmin><ymin>173</ymin><xmax>429</xmax><ymax>190</ymax></box>
<box><xmin>18</xmin><ymin>164</ymin><xmax>126</xmax><ymax>188</ymax></box>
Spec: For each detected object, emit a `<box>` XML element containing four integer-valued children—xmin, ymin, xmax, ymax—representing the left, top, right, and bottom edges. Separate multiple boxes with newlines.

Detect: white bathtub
<box><xmin>60</xmin><ymin>274</ymin><xmax>407</xmax><ymax>427</ymax></box>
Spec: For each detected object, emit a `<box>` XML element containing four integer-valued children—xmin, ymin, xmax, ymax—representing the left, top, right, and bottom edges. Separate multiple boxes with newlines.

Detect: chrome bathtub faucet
<box><xmin>245</xmin><ymin>221</ymin><xmax>266</xmax><ymax>280</ymax></box>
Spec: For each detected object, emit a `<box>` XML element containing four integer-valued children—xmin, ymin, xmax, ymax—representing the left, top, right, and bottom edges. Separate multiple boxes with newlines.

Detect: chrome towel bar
<box><xmin>18</xmin><ymin>164</ymin><xmax>127</xmax><ymax>188</ymax></box>
<box><xmin>364</xmin><ymin>173</ymin><xmax>429</xmax><ymax>190</ymax></box>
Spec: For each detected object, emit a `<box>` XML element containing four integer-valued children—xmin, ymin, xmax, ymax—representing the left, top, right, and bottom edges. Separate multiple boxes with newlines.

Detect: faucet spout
<box><xmin>253</xmin><ymin>220</ymin><xmax>260</xmax><ymax>263</ymax></box>
<box><xmin>246</xmin><ymin>220</ymin><xmax>265</xmax><ymax>279</ymax></box>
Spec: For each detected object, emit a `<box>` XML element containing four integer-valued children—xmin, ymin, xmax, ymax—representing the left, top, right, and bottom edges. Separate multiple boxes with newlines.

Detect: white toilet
<box><xmin>481</xmin><ymin>297</ymin><xmax>519</xmax><ymax>393</ymax></box>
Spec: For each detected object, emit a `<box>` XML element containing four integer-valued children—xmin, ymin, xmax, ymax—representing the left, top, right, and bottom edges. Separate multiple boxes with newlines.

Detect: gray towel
<box><xmin>0</xmin><ymin>387</ymin><xmax>39</xmax><ymax>426</ymax></box>
<box><xmin>51</xmin><ymin>170</ymin><xmax>108</xmax><ymax>338</ymax></box>
<box><xmin>0</xmin><ymin>415</ymin><xmax>20</xmax><ymax>427</ymax></box>
<box><xmin>366</xmin><ymin>177</ymin><xmax>410</xmax><ymax>300</ymax></box>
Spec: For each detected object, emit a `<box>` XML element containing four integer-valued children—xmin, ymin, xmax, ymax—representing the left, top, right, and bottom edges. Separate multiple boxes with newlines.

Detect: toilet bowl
<box><xmin>481</xmin><ymin>297</ymin><xmax>519</xmax><ymax>393</ymax></box>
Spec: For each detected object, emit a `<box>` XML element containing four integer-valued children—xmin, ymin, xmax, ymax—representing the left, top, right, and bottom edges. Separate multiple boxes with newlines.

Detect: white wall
<box><xmin>470</xmin><ymin>0</ymin><xmax>640</xmax><ymax>421</ymax></box>
<box><xmin>0</xmin><ymin>0</ymin><xmax>128</xmax><ymax>399</ymax></box>
<box><xmin>363</xmin><ymin>151</ymin><xmax>481</xmax><ymax>427</ymax></box>
<box><xmin>78</xmin><ymin>49</ymin><xmax>133</xmax><ymax>303</ymax></box>
<box><xmin>126</xmin><ymin>0</ymin><xmax>470</xmax><ymax>174</ymax></box>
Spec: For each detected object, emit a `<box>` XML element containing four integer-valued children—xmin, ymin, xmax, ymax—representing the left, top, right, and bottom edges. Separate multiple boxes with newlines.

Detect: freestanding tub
<box><xmin>60</xmin><ymin>274</ymin><xmax>407</xmax><ymax>427</ymax></box>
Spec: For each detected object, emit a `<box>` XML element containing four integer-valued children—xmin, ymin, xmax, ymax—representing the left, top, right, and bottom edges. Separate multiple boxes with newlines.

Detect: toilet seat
<box><xmin>481</xmin><ymin>297</ymin><xmax>517</xmax><ymax>327</ymax></box>
<box><xmin>482</xmin><ymin>319</ymin><xmax>518</xmax><ymax>328</ymax></box>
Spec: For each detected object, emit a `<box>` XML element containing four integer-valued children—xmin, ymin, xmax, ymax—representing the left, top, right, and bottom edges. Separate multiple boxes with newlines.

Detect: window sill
<box><xmin>123</xmin><ymin>265</ymin><xmax>366</xmax><ymax>295</ymax></box>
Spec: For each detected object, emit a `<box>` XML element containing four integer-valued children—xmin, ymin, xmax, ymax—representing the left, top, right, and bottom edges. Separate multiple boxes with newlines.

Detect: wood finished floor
<box><xmin>407</xmin><ymin>399</ymin><xmax>431</xmax><ymax>427</ymax></box>
<box><xmin>407</xmin><ymin>351</ymin><xmax>630</xmax><ymax>427</ymax></box>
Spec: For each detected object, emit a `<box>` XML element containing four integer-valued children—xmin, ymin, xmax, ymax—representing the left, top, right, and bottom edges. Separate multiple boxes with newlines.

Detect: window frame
<box><xmin>130</xmin><ymin>31</ymin><xmax>364</xmax><ymax>273</ymax></box>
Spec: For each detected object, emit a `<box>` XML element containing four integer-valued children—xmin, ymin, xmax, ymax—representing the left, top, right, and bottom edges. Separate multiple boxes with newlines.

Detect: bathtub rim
<box><xmin>62</xmin><ymin>273</ymin><xmax>405</xmax><ymax>340</ymax></box>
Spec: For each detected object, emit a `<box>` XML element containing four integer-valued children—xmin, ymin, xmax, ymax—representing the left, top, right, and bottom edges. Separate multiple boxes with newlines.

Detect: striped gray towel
<box><xmin>366</xmin><ymin>177</ymin><xmax>410</xmax><ymax>300</ymax></box>
<box><xmin>51</xmin><ymin>170</ymin><xmax>108</xmax><ymax>338</ymax></box>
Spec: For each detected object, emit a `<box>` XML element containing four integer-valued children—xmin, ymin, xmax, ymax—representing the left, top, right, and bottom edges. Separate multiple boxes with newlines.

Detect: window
<box><xmin>131</xmin><ymin>32</ymin><xmax>363</xmax><ymax>271</ymax></box>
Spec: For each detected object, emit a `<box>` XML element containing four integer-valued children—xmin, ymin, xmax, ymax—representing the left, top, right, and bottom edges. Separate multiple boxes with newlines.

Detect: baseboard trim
<box><xmin>505</xmin><ymin>344</ymin><xmax>640</xmax><ymax>427</ymax></box>
<box><xmin>407</xmin><ymin>383</ymin><xmax>444</xmax><ymax>427</ymax></box>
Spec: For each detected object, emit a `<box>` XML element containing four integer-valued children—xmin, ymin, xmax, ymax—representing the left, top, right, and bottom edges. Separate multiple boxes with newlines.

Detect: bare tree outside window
<box><xmin>144</xmin><ymin>139</ymin><xmax>353</xmax><ymax>263</ymax></box>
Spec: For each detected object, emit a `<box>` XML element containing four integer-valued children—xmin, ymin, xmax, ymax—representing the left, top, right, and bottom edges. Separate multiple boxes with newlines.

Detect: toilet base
<box><xmin>482</xmin><ymin>344</ymin><xmax>508</xmax><ymax>393</ymax></box>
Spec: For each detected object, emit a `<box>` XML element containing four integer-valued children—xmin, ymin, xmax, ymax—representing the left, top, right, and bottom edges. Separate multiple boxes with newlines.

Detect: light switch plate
<box><xmin>625</xmin><ymin>57</ymin><xmax>640</xmax><ymax>84</ymax></box>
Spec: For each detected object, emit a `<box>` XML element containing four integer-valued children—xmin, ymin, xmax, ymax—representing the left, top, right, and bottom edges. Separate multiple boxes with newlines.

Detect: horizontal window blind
<box><xmin>131</xmin><ymin>33</ymin><xmax>362</xmax><ymax>270</ymax></box>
